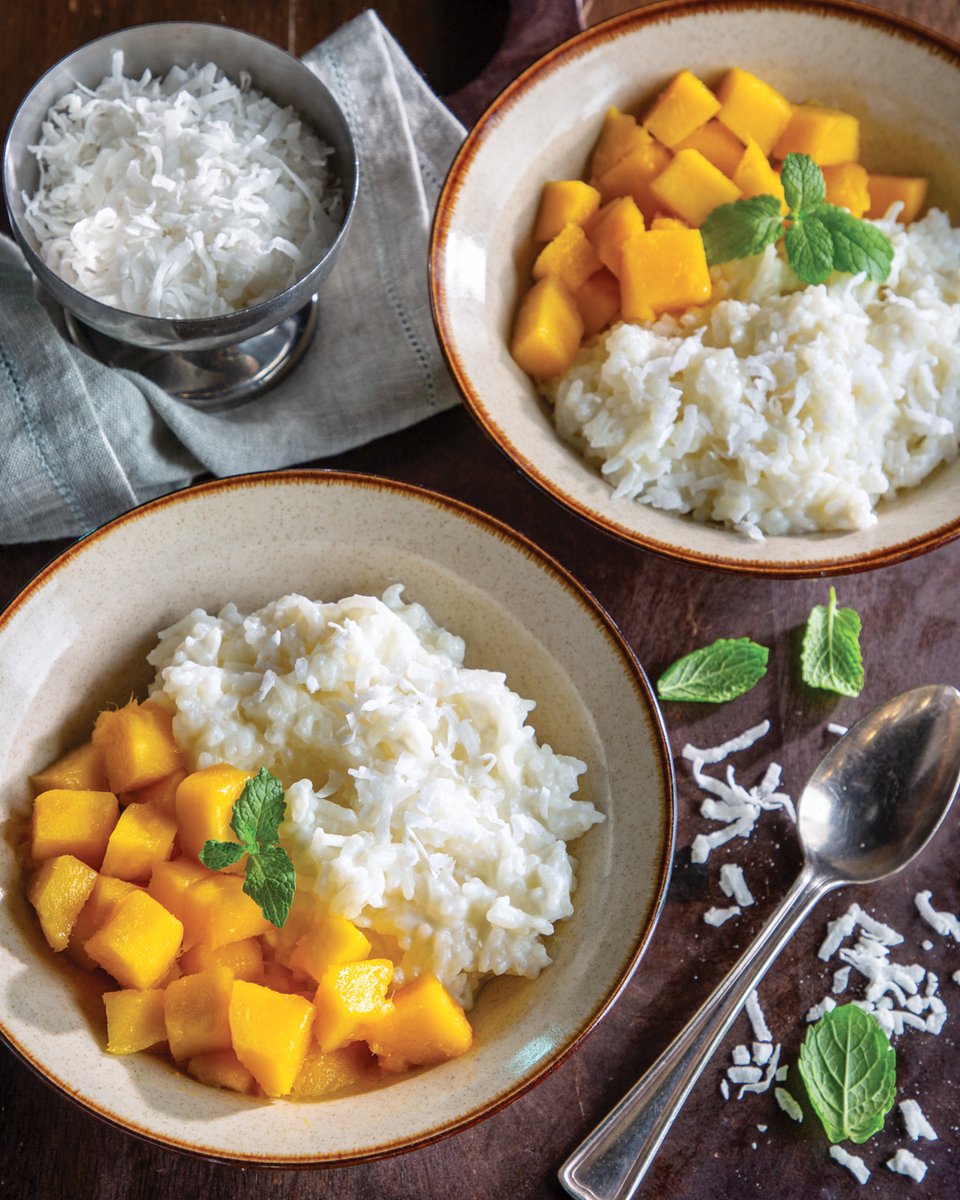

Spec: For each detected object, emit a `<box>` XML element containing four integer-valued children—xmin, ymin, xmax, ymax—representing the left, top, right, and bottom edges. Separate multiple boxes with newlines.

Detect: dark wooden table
<box><xmin>3</xmin><ymin>3</ymin><xmax>959</xmax><ymax>1198</ymax></box>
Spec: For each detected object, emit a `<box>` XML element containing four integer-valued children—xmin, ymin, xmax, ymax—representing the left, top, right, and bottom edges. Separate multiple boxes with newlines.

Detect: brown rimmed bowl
<box><xmin>430</xmin><ymin>0</ymin><xmax>960</xmax><ymax>577</ymax></box>
<box><xmin>0</xmin><ymin>470</ymin><xmax>674</xmax><ymax>1163</ymax></box>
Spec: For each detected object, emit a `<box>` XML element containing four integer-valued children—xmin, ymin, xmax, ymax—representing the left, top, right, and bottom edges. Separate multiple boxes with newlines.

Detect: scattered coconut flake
<box><xmin>732</xmin><ymin>1044</ymin><xmax>752</xmax><ymax>1066</ymax></box>
<box><xmin>757</xmin><ymin>1124</ymin><xmax>767</xmax><ymax>1133</ymax></box>
<box><xmin>738</xmin><ymin>1042</ymin><xmax>781</xmax><ymax>1097</ymax></box>
<box><xmin>776</xmin><ymin>1087</ymin><xmax>804</xmax><ymax>1123</ymax></box>
<box><xmin>819</xmin><ymin>906</ymin><xmax>860</xmax><ymax>960</ymax></box>
<box><xmin>921</xmin><ymin>939</ymin><xmax>934</xmax><ymax>951</ymax></box>
<box><xmin>953</xmin><ymin>971</ymin><xmax>960</xmax><ymax>986</ymax></box>
<box><xmin>854</xmin><ymin>909</ymin><xmax>903</xmax><ymax>947</ymax></box>
<box><xmin>682</xmin><ymin>720</ymin><xmax>771</xmax><ymax>764</ymax></box>
<box><xmin>720</xmin><ymin>1078</ymin><xmax>730</xmax><ymax>1100</ymax></box>
<box><xmin>886</xmin><ymin>1148</ymin><xmax>928</xmax><ymax>1182</ymax></box>
<box><xmin>746</xmin><ymin>989</ymin><xmax>772</xmax><ymax>1043</ymax></box>
<box><xmin>826</xmin><ymin>722</ymin><xmax>849</xmax><ymax>736</ymax></box>
<box><xmin>720</xmin><ymin>863</ymin><xmax>755</xmax><ymax>907</ymax></box>
<box><xmin>832</xmin><ymin>966</ymin><xmax>851</xmax><ymax>994</ymax></box>
<box><xmin>806</xmin><ymin>996</ymin><xmax>837</xmax><ymax>1022</ymax></box>
<box><xmin>728</xmin><ymin>1065</ymin><xmax>763</xmax><ymax>1085</ymax></box>
<box><xmin>900</xmin><ymin>1099</ymin><xmax>938</xmax><ymax>1141</ymax></box>
<box><xmin>704</xmin><ymin>905</ymin><xmax>741</xmax><ymax>926</ymax></box>
<box><xmin>775</xmin><ymin>1064</ymin><xmax>789</xmax><ymax>1082</ymax></box>
<box><xmin>752</xmin><ymin>1042</ymin><xmax>773</xmax><ymax>1065</ymax></box>
<box><xmin>830</xmin><ymin>1145</ymin><xmax>870</xmax><ymax>1184</ymax></box>
<box><xmin>915</xmin><ymin>890</ymin><xmax>960</xmax><ymax>940</ymax></box>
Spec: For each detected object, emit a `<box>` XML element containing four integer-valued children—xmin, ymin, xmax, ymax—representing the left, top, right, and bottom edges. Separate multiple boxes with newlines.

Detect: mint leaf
<box><xmin>781</xmin><ymin>152</ymin><xmax>826</xmax><ymax>214</ymax></box>
<box><xmin>201</xmin><ymin>767</ymin><xmax>296</xmax><ymax>927</ymax></box>
<box><xmin>700</xmin><ymin>195</ymin><xmax>785</xmax><ymax>265</ymax></box>
<box><xmin>798</xmin><ymin>1004</ymin><xmax>896</xmax><ymax>1143</ymax></box>
<box><xmin>785</xmin><ymin>215</ymin><xmax>835</xmax><ymax>284</ymax></box>
<box><xmin>815</xmin><ymin>204</ymin><xmax>893</xmax><ymax>282</ymax></box>
<box><xmin>801</xmin><ymin>587</ymin><xmax>864</xmax><ymax>696</ymax></box>
<box><xmin>657</xmin><ymin>637</ymin><xmax>768</xmax><ymax>703</ymax></box>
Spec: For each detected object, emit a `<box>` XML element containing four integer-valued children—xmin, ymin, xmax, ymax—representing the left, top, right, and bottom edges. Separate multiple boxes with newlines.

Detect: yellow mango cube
<box><xmin>229</xmin><ymin>980</ymin><xmax>316</xmax><ymax>1097</ymax></box>
<box><xmin>822</xmin><ymin>162</ymin><xmax>870</xmax><ymax>218</ymax></box>
<box><xmin>92</xmin><ymin>700</ymin><xmax>184</xmax><ymax>793</ymax></box>
<box><xmin>532</xmin><ymin>223</ymin><xmax>603</xmax><ymax>294</ymax></box>
<box><xmin>175</xmin><ymin>764</ymin><xmax>251</xmax><ymax>863</ymax></box>
<box><xmin>533</xmin><ymin>180</ymin><xmax>601</xmax><ymax>242</ymax></box>
<box><xmin>312</xmin><ymin>959</ymin><xmax>394</xmax><ymax>1053</ymax></box>
<box><xmin>147</xmin><ymin>855</ymin><xmax>214</xmax><ymax>922</ymax></box>
<box><xmin>121</xmin><ymin>768</ymin><xmax>186</xmax><ymax>816</ymax></box>
<box><xmin>179</xmin><ymin>874</ymin><xmax>270</xmax><ymax>950</ymax></box>
<box><xmin>573</xmin><ymin>269</ymin><xmax>620</xmax><ymax>339</ymax></box>
<box><xmin>593</xmin><ymin>134</ymin><xmax>672</xmax><ymax>223</ymax></box>
<box><xmin>101</xmin><ymin>802</ymin><xmax>177</xmax><ymax>883</ymax></box>
<box><xmin>866</xmin><ymin>173</ymin><xmax>928</xmax><ymax>224</ymax></box>
<box><xmin>104</xmin><ymin>988</ymin><xmax>167</xmax><ymax>1054</ymax></box>
<box><xmin>68</xmin><ymin>874</ymin><xmax>140</xmax><ymax>969</ymax></box>
<box><xmin>642</xmin><ymin>69</ymin><xmax>720</xmax><ymax>148</ymax></box>
<box><xmin>31</xmin><ymin>741</ymin><xmax>108</xmax><ymax>793</ymax></box>
<box><xmin>186</xmin><ymin>1048</ymin><xmax>255</xmax><ymax>1093</ymax></box>
<box><xmin>675</xmin><ymin>119</ymin><xmax>745</xmax><ymax>178</ymax></box>
<box><xmin>510</xmin><ymin>277</ymin><xmax>584</xmax><ymax>382</ymax></box>
<box><xmin>164</xmin><ymin>965</ymin><xmax>235</xmax><ymax>1061</ymax></box>
<box><xmin>363</xmin><ymin>973</ymin><xmax>473</xmax><ymax>1074</ymax></box>
<box><xmin>291</xmin><ymin>1042</ymin><xmax>377</xmax><ymax>1098</ymax></box>
<box><xmin>773</xmin><ymin>102</ymin><xmax>859</xmax><ymax>166</ymax></box>
<box><xmin>288</xmin><ymin>912</ymin><xmax>372</xmax><ymax>982</ymax></box>
<box><xmin>589</xmin><ymin>107</ymin><xmax>649</xmax><ymax>181</ymax></box>
<box><xmin>84</xmin><ymin>888</ymin><xmax>183</xmax><ymax>989</ymax></box>
<box><xmin>649</xmin><ymin>148</ymin><xmax>742</xmax><ymax>227</ymax></box>
<box><xmin>620</xmin><ymin>228</ymin><xmax>712</xmax><ymax>319</ymax></box>
<box><xmin>716</xmin><ymin>67</ymin><xmax>793</xmax><ymax>156</ymax></box>
<box><xmin>31</xmin><ymin>788</ymin><xmax>118</xmax><ymax>869</ymax></box>
<box><xmin>28</xmin><ymin>854</ymin><xmax>98</xmax><ymax>952</ymax></box>
<box><xmin>586</xmin><ymin>196</ymin><xmax>647</xmax><ymax>277</ymax></box>
<box><xmin>180</xmin><ymin>936</ymin><xmax>264</xmax><ymax>982</ymax></box>
<box><xmin>733</xmin><ymin>139</ymin><xmax>787</xmax><ymax>211</ymax></box>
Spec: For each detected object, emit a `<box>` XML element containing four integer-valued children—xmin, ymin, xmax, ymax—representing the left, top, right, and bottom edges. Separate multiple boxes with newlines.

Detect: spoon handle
<box><xmin>559</xmin><ymin>863</ymin><xmax>833</xmax><ymax>1200</ymax></box>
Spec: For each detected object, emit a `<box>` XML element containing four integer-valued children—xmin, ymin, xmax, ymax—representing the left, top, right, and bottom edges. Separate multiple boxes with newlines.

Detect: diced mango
<box><xmin>121</xmin><ymin>768</ymin><xmax>186</xmax><ymax>816</ymax></box>
<box><xmin>733</xmin><ymin>138</ymin><xmax>787</xmax><ymax>211</ymax></box>
<box><xmin>174</xmin><ymin>764</ymin><xmax>251</xmax><ymax>864</ymax></box>
<box><xmin>675</xmin><ymin>119</ymin><xmax>745</xmax><ymax>178</ymax></box>
<box><xmin>288</xmin><ymin>913</ymin><xmax>372</xmax><ymax>982</ymax></box>
<box><xmin>147</xmin><ymin>855</ymin><xmax>214</xmax><ymax>922</ymax></box>
<box><xmin>510</xmin><ymin>277</ymin><xmax>584</xmax><ymax>381</ymax></box>
<box><xmin>313</xmin><ymin>959</ymin><xmax>394</xmax><ymax>1053</ymax></box>
<box><xmin>593</xmin><ymin>135</ymin><xmax>672</xmax><ymax>223</ymax></box>
<box><xmin>84</xmin><ymin>888</ymin><xmax>183</xmax><ymax>989</ymax></box>
<box><xmin>586</xmin><ymin>196</ymin><xmax>647</xmax><ymax>277</ymax></box>
<box><xmin>773</xmin><ymin>102</ymin><xmax>859</xmax><ymax>166</ymax></box>
<box><xmin>866</xmin><ymin>173</ymin><xmax>928</xmax><ymax>224</ymax></box>
<box><xmin>573</xmin><ymin>269</ymin><xmax>621</xmax><ymax>339</ymax></box>
<box><xmin>261</xmin><ymin>961</ymin><xmax>307</xmax><ymax>995</ymax></box>
<box><xmin>92</xmin><ymin>700</ymin><xmax>184</xmax><ymax>793</ymax></box>
<box><xmin>180</xmin><ymin>936</ymin><xmax>264</xmax><ymax>982</ymax></box>
<box><xmin>186</xmin><ymin>1048</ymin><xmax>255</xmax><ymax>1093</ymax></box>
<box><xmin>533</xmin><ymin>180</ymin><xmax>602</xmax><ymax>242</ymax></box>
<box><xmin>650</xmin><ymin>148</ymin><xmax>742</xmax><ymax>226</ymax></box>
<box><xmin>642</xmin><ymin>70</ymin><xmax>720</xmax><ymax>148</ymax></box>
<box><xmin>28</xmin><ymin>854</ymin><xmax>98</xmax><ymax>951</ymax></box>
<box><xmin>229</xmin><ymin>980</ymin><xmax>316</xmax><ymax>1097</ymax></box>
<box><xmin>589</xmin><ymin>107</ymin><xmax>649</xmax><ymax>181</ymax></box>
<box><xmin>716</xmin><ymin>67</ymin><xmax>793</xmax><ymax>156</ymax></box>
<box><xmin>104</xmin><ymin>988</ymin><xmax>167</xmax><ymax>1054</ymax></box>
<box><xmin>101</xmin><ymin>802</ymin><xmax>177</xmax><ymax>883</ymax></box>
<box><xmin>31</xmin><ymin>741</ymin><xmax>108</xmax><ymax>793</ymax></box>
<box><xmin>31</xmin><ymin>788</ymin><xmax>118</xmax><ymax>869</ymax></box>
<box><xmin>291</xmin><ymin>1042</ymin><xmax>377</xmax><ymax>1098</ymax></box>
<box><xmin>619</xmin><ymin>228</ymin><xmax>712</xmax><ymax>319</ymax></box>
<box><xmin>532</xmin><ymin>223</ymin><xmax>603</xmax><ymax>294</ymax></box>
<box><xmin>164</xmin><ymin>965</ymin><xmax>234</xmax><ymax>1061</ymax></box>
<box><xmin>363</xmin><ymin>974</ymin><xmax>473</xmax><ymax>1074</ymax></box>
<box><xmin>179</xmin><ymin>874</ymin><xmax>270</xmax><ymax>950</ymax></box>
<box><xmin>822</xmin><ymin>161</ymin><xmax>870</xmax><ymax>218</ymax></box>
<box><xmin>68</xmin><ymin>874</ymin><xmax>140</xmax><ymax>969</ymax></box>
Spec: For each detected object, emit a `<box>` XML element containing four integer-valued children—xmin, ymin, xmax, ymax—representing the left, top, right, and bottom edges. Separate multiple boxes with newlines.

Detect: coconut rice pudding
<box><xmin>147</xmin><ymin>585</ymin><xmax>603</xmax><ymax>1008</ymax></box>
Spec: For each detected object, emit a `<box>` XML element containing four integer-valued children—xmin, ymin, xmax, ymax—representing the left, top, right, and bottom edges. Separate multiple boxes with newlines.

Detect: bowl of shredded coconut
<box><xmin>431</xmin><ymin>0</ymin><xmax>960</xmax><ymax>575</ymax></box>
<box><xmin>0</xmin><ymin>470</ymin><xmax>674</xmax><ymax>1162</ymax></box>
<box><xmin>3</xmin><ymin>23</ymin><xmax>357</xmax><ymax>355</ymax></box>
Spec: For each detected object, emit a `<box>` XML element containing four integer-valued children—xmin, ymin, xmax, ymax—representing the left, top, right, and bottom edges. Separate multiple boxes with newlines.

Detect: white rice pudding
<box><xmin>548</xmin><ymin>209</ymin><xmax>960</xmax><ymax>538</ymax></box>
<box><xmin>147</xmin><ymin>586</ymin><xmax>601</xmax><ymax>1006</ymax></box>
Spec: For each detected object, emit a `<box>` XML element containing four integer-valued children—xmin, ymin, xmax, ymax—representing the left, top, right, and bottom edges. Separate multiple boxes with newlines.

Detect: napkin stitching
<box><xmin>318</xmin><ymin>40</ymin><xmax>440</xmax><ymax>413</ymax></box>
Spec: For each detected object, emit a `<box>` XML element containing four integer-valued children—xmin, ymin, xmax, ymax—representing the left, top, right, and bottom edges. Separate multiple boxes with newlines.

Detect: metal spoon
<box><xmin>560</xmin><ymin>683</ymin><xmax>960</xmax><ymax>1200</ymax></box>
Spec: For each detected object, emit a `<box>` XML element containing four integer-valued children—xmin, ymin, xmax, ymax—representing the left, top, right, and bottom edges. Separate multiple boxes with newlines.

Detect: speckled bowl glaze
<box><xmin>0</xmin><ymin>471</ymin><xmax>674</xmax><ymax>1163</ymax></box>
<box><xmin>430</xmin><ymin>0</ymin><xmax>960</xmax><ymax>576</ymax></box>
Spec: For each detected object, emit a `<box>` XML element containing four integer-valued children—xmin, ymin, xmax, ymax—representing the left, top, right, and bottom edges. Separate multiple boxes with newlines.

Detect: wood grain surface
<box><xmin>2</xmin><ymin>4</ymin><xmax>959</xmax><ymax>1199</ymax></box>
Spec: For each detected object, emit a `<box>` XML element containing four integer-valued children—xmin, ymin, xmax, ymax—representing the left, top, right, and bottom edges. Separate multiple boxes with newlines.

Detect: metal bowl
<box><xmin>3</xmin><ymin>23</ymin><xmax>359</xmax><ymax>405</ymax></box>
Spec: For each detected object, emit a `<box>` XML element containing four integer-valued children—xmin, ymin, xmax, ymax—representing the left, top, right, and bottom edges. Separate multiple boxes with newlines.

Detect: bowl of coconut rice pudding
<box><xmin>2</xmin><ymin>22</ymin><xmax>359</xmax><ymax>403</ymax></box>
<box><xmin>430</xmin><ymin>0</ymin><xmax>960</xmax><ymax>576</ymax></box>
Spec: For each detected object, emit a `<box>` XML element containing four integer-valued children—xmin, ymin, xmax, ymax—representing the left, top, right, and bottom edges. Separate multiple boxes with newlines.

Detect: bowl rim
<box><xmin>429</xmin><ymin>0</ymin><xmax>960</xmax><ymax>579</ymax></box>
<box><xmin>1</xmin><ymin>21</ymin><xmax>360</xmax><ymax>341</ymax></box>
<box><xmin>0</xmin><ymin>467</ymin><xmax>677</xmax><ymax>1165</ymax></box>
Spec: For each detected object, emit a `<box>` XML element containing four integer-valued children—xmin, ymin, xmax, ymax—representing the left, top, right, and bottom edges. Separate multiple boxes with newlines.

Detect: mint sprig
<box><xmin>656</xmin><ymin>637</ymin><xmax>768</xmax><ymax>703</ymax></box>
<box><xmin>700</xmin><ymin>153</ymin><xmax>893</xmax><ymax>285</ymax></box>
<box><xmin>798</xmin><ymin>1004</ymin><xmax>896</xmax><ymax>1144</ymax></box>
<box><xmin>200</xmin><ymin>767</ymin><xmax>296</xmax><ymax>927</ymax></box>
<box><xmin>801</xmin><ymin>587</ymin><xmax>865</xmax><ymax>697</ymax></box>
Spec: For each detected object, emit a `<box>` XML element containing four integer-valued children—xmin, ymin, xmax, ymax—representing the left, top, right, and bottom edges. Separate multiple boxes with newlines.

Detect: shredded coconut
<box><xmin>720</xmin><ymin>863</ymin><xmax>755</xmax><ymax>907</ymax></box>
<box><xmin>776</xmin><ymin>1088</ymin><xmax>804</xmax><ymax>1123</ymax></box>
<box><xmin>886</xmin><ymin>1148</ymin><xmax>928</xmax><ymax>1182</ymax></box>
<box><xmin>826</xmin><ymin>722</ymin><xmax>849</xmax><ymax>736</ymax></box>
<box><xmin>830</xmin><ymin>1145</ymin><xmax>870</xmax><ymax>1184</ymax></box>
<box><xmin>682</xmin><ymin>721</ymin><xmax>770</xmax><ymax>764</ymax></box>
<box><xmin>745</xmin><ymin>989</ymin><xmax>772</xmax><ymax>1043</ymax></box>
<box><xmin>900</xmin><ymin>1099</ymin><xmax>937</xmax><ymax>1142</ymax></box>
<box><xmin>915</xmin><ymin>890</ymin><xmax>960</xmax><ymax>939</ymax></box>
<box><xmin>704</xmin><ymin>904</ymin><xmax>741</xmax><ymax>926</ymax></box>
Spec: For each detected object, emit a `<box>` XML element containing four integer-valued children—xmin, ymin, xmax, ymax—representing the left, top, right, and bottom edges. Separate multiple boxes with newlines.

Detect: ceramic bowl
<box><xmin>430</xmin><ymin>0</ymin><xmax>960</xmax><ymax>576</ymax></box>
<box><xmin>0</xmin><ymin>471</ymin><xmax>674</xmax><ymax>1163</ymax></box>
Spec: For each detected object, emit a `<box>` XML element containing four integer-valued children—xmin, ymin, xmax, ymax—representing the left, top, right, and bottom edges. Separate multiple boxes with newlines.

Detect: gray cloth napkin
<box><xmin>0</xmin><ymin>11</ymin><xmax>465</xmax><ymax>544</ymax></box>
